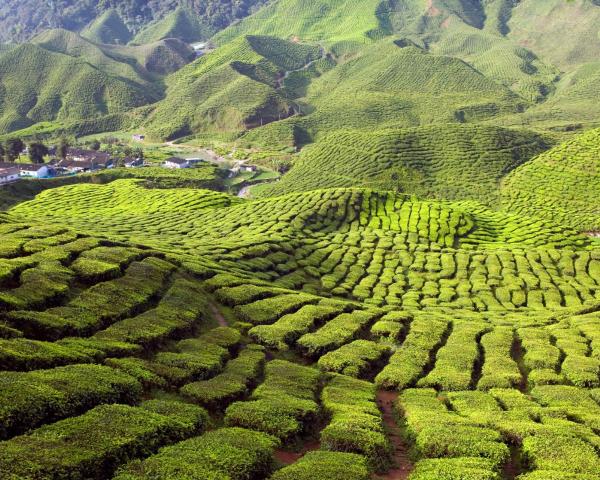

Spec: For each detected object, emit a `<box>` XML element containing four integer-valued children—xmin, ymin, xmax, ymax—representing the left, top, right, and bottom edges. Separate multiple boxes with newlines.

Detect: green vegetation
<box><xmin>1</xmin><ymin>2</ymin><xmax>600</xmax><ymax>479</ymax></box>
<box><xmin>501</xmin><ymin>127</ymin><xmax>600</xmax><ymax>231</ymax></box>
<box><xmin>81</xmin><ymin>9</ymin><xmax>132</xmax><ymax>45</ymax></box>
<box><xmin>132</xmin><ymin>7</ymin><xmax>213</xmax><ymax>44</ymax></box>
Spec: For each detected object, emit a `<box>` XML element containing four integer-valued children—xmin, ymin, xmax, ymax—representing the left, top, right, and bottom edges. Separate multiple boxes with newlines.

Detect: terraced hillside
<box><xmin>9</xmin><ymin>184</ymin><xmax>598</xmax><ymax>310</ymax></box>
<box><xmin>257</xmin><ymin>124</ymin><xmax>549</xmax><ymax>204</ymax></box>
<box><xmin>501</xmin><ymin>127</ymin><xmax>600</xmax><ymax>233</ymax></box>
<box><xmin>143</xmin><ymin>35</ymin><xmax>323</xmax><ymax>139</ymax></box>
<box><xmin>2</xmin><ymin>178</ymin><xmax>600</xmax><ymax>479</ymax></box>
<box><xmin>0</xmin><ymin>29</ymin><xmax>195</xmax><ymax>135</ymax></box>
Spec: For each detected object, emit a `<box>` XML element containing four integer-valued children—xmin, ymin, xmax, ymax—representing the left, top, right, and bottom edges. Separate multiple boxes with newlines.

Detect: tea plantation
<box><xmin>1</xmin><ymin>0</ymin><xmax>600</xmax><ymax>478</ymax></box>
<box><xmin>1</xmin><ymin>169</ymin><xmax>599</xmax><ymax>479</ymax></box>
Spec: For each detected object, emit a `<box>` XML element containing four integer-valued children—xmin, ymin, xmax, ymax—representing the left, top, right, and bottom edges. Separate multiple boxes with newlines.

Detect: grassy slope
<box><xmin>132</xmin><ymin>7</ymin><xmax>214</xmax><ymax>44</ymax></box>
<box><xmin>501</xmin><ymin>127</ymin><xmax>600</xmax><ymax>232</ymax></box>
<box><xmin>256</xmin><ymin>124</ymin><xmax>549</xmax><ymax>205</ymax></box>
<box><xmin>0</xmin><ymin>43</ymin><xmax>153</xmax><ymax>134</ymax></box>
<box><xmin>0</xmin><ymin>28</ymin><xmax>199</xmax><ymax>136</ymax></box>
<box><xmin>81</xmin><ymin>9</ymin><xmax>132</xmax><ymax>45</ymax></box>
<box><xmin>143</xmin><ymin>35</ymin><xmax>322</xmax><ymax>139</ymax></box>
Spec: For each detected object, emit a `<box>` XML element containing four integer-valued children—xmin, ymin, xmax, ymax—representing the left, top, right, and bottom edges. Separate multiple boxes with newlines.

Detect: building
<box><xmin>124</xmin><ymin>157</ymin><xmax>144</xmax><ymax>168</ymax></box>
<box><xmin>0</xmin><ymin>166</ymin><xmax>20</xmax><ymax>185</ymax></box>
<box><xmin>19</xmin><ymin>164</ymin><xmax>50</xmax><ymax>178</ymax></box>
<box><xmin>241</xmin><ymin>165</ymin><xmax>257</xmax><ymax>173</ymax></box>
<box><xmin>57</xmin><ymin>159</ymin><xmax>103</xmax><ymax>174</ymax></box>
<box><xmin>66</xmin><ymin>148</ymin><xmax>111</xmax><ymax>166</ymax></box>
<box><xmin>132</xmin><ymin>134</ymin><xmax>145</xmax><ymax>142</ymax></box>
<box><xmin>164</xmin><ymin>157</ymin><xmax>191</xmax><ymax>169</ymax></box>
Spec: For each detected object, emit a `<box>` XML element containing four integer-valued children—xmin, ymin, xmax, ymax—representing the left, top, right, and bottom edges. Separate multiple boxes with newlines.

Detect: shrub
<box><xmin>318</xmin><ymin>340</ymin><xmax>390</xmax><ymax>378</ymax></box>
<box><xmin>320</xmin><ymin>374</ymin><xmax>391</xmax><ymax>471</ymax></box>
<box><xmin>114</xmin><ymin>427</ymin><xmax>279</xmax><ymax>480</ymax></box>
<box><xmin>0</xmin><ymin>401</ymin><xmax>207</xmax><ymax>479</ymax></box>
<box><xmin>0</xmin><ymin>364</ymin><xmax>141</xmax><ymax>439</ymax></box>
<box><xmin>270</xmin><ymin>451</ymin><xmax>370</xmax><ymax>480</ymax></box>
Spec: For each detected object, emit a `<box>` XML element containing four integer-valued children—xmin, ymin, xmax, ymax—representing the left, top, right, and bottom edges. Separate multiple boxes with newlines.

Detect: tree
<box><xmin>5</xmin><ymin>138</ymin><xmax>24</xmax><ymax>161</ymax></box>
<box><xmin>58</xmin><ymin>137</ymin><xmax>70</xmax><ymax>160</ymax></box>
<box><xmin>29</xmin><ymin>142</ymin><xmax>49</xmax><ymax>164</ymax></box>
<box><xmin>0</xmin><ymin>143</ymin><xmax>5</xmax><ymax>161</ymax></box>
<box><xmin>90</xmin><ymin>140</ymin><xmax>101</xmax><ymax>151</ymax></box>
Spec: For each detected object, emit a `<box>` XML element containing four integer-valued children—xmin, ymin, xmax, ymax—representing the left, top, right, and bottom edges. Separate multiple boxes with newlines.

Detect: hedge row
<box><xmin>318</xmin><ymin>340</ymin><xmax>390</xmax><ymax>378</ymax></box>
<box><xmin>297</xmin><ymin>310</ymin><xmax>382</xmax><ymax>358</ymax></box>
<box><xmin>518</xmin><ymin>328</ymin><xmax>562</xmax><ymax>387</ymax></box>
<box><xmin>398</xmin><ymin>389</ymin><xmax>510</xmax><ymax>468</ymax></box>
<box><xmin>320</xmin><ymin>374</ymin><xmax>391</xmax><ymax>471</ymax></box>
<box><xmin>271</xmin><ymin>451</ymin><xmax>370</xmax><ymax>480</ymax></box>
<box><xmin>249</xmin><ymin>303</ymin><xmax>346</xmax><ymax>349</ymax></box>
<box><xmin>152</xmin><ymin>328</ymin><xmax>236</xmax><ymax>386</ymax></box>
<box><xmin>0</xmin><ymin>364</ymin><xmax>141</xmax><ymax>439</ymax></box>
<box><xmin>234</xmin><ymin>292</ymin><xmax>319</xmax><ymax>325</ymax></box>
<box><xmin>0</xmin><ymin>400</ymin><xmax>208</xmax><ymax>479</ymax></box>
<box><xmin>419</xmin><ymin>322</ymin><xmax>489</xmax><ymax>391</ymax></box>
<box><xmin>477</xmin><ymin>327</ymin><xmax>522</xmax><ymax>390</ymax></box>
<box><xmin>180</xmin><ymin>346</ymin><xmax>266</xmax><ymax>409</ymax></box>
<box><xmin>114</xmin><ymin>427</ymin><xmax>278</xmax><ymax>480</ymax></box>
<box><xmin>225</xmin><ymin>360</ymin><xmax>321</xmax><ymax>440</ymax></box>
<box><xmin>6</xmin><ymin>256</ymin><xmax>174</xmax><ymax>340</ymax></box>
<box><xmin>375</xmin><ymin>315</ymin><xmax>450</xmax><ymax>389</ymax></box>
<box><xmin>370</xmin><ymin>311</ymin><xmax>412</xmax><ymax>340</ymax></box>
<box><xmin>93</xmin><ymin>276</ymin><xmax>209</xmax><ymax>349</ymax></box>
<box><xmin>0</xmin><ymin>336</ymin><xmax>141</xmax><ymax>371</ymax></box>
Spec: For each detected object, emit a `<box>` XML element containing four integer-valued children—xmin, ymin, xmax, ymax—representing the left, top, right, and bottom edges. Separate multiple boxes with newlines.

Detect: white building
<box><xmin>0</xmin><ymin>166</ymin><xmax>20</xmax><ymax>185</ymax></box>
<box><xmin>19</xmin><ymin>164</ymin><xmax>50</xmax><ymax>178</ymax></box>
<box><xmin>164</xmin><ymin>157</ymin><xmax>191</xmax><ymax>169</ymax></box>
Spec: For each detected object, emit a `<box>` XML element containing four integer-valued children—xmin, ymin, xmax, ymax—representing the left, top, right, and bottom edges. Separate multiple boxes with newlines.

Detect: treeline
<box><xmin>0</xmin><ymin>0</ymin><xmax>268</xmax><ymax>43</ymax></box>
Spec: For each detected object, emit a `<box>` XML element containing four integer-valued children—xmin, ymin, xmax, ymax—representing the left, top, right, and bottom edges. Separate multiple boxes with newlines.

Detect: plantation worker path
<box><xmin>275</xmin><ymin>45</ymin><xmax>327</xmax><ymax>89</ymax></box>
<box><xmin>375</xmin><ymin>390</ymin><xmax>413</xmax><ymax>480</ymax></box>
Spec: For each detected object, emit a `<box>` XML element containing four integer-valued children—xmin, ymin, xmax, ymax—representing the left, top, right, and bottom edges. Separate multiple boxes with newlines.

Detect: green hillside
<box><xmin>213</xmin><ymin>0</ymin><xmax>384</xmax><ymax>54</ymax></box>
<box><xmin>143</xmin><ymin>35</ymin><xmax>322</xmax><ymax>139</ymax></box>
<box><xmin>257</xmin><ymin>124</ymin><xmax>549</xmax><ymax>204</ymax></box>
<box><xmin>81</xmin><ymin>9</ymin><xmax>132</xmax><ymax>45</ymax></box>
<box><xmin>0</xmin><ymin>29</ymin><xmax>199</xmax><ymax>135</ymax></box>
<box><xmin>2</xmin><ymin>3</ymin><xmax>600</xmax><ymax>480</ymax></box>
<box><xmin>132</xmin><ymin>7</ymin><xmax>214</xmax><ymax>44</ymax></box>
<box><xmin>0</xmin><ymin>43</ymin><xmax>153</xmax><ymax>134</ymax></box>
<box><xmin>501</xmin><ymin>127</ymin><xmax>600</xmax><ymax>232</ymax></box>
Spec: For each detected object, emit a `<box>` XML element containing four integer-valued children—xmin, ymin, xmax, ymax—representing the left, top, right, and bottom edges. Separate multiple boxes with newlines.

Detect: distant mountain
<box><xmin>0</xmin><ymin>0</ymin><xmax>268</xmax><ymax>44</ymax></box>
<box><xmin>0</xmin><ymin>28</ymin><xmax>194</xmax><ymax>134</ymax></box>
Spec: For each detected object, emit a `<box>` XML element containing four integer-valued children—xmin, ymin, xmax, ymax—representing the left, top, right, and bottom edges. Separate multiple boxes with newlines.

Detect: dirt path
<box><xmin>375</xmin><ymin>390</ymin><xmax>413</xmax><ymax>480</ymax></box>
<box><xmin>274</xmin><ymin>439</ymin><xmax>321</xmax><ymax>465</ymax></box>
<box><xmin>276</xmin><ymin>46</ymin><xmax>325</xmax><ymax>89</ymax></box>
<box><xmin>209</xmin><ymin>303</ymin><xmax>228</xmax><ymax>327</ymax></box>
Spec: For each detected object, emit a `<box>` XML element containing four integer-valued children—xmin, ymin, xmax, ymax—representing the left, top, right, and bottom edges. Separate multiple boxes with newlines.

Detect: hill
<box><xmin>80</xmin><ymin>9</ymin><xmax>132</xmax><ymax>45</ymax></box>
<box><xmin>1</xmin><ymin>172</ymin><xmax>599</xmax><ymax>480</ymax></box>
<box><xmin>132</xmin><ymin>7</ymin><xmax>214</xmax><ymax>45</ymax></box>
<box><xmin>0</xmin><ymin>0</ymin><xmax>268</xmax><ymax>43</ymax></box>
<box><xmin>143</xmin><ymin>35</ymin><xmax>323</xmax><ymax>140</ymax></box>
<box><xmin>501</xmin><ymin>127</ymin><xmax>600</xmax><ymax>232</ymax></box>
<box><xmin>0</xmin><ymin>29</ymin><xmax>197</xmax><ymax>135</ymax></box>
<box><xmin>256</xmin><ymin>124</ymin><xmax>549</xmax><ymax>205</ymax></box>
